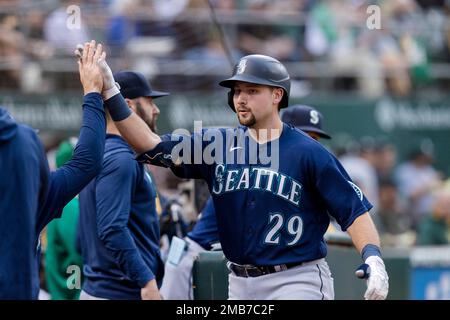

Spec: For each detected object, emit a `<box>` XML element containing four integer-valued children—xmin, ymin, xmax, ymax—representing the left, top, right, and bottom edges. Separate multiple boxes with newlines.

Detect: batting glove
<box><xmin>364</xmin><ymin>256</ymin><xmax>389</xmax><ymax>300</ymax></box>
<box><xmin>75</xmin><ymin>44</ymin><xmax>120</xmax><ymax>100</ymax></box>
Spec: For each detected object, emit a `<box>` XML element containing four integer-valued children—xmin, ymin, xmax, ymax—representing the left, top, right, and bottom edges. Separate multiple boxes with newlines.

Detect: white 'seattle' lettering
<box><xmin>212</xmin><ymin>165</ymin><xmax>303</xmax><ymax>207</ymax></box>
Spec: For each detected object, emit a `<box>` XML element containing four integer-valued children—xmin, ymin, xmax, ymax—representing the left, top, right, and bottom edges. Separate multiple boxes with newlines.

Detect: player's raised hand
<box><xmin>78</xmin><ymin>40</ymin><xmax>105</xmax><ymax>95</ymax></box>
<box><xmin>360</xmin><ymin>256</ymin><xmax>389</xmax><ymax>300</ymax></box>
<box><xmin>75</xmin><ymin>42</ymin><xmax>119</xmax><ymax>100</ymax></box>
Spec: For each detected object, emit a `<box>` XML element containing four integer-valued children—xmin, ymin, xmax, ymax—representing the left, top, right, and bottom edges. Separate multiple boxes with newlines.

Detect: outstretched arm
<box><xmin>58</xmin><ymin>41</ymin><xmax>106</xmax><ymax>198</ymax></box>
<box><xmin>347</xmin><ymin>213</ymin><xmax>389</xmax><ymax>300</ymax></box>
<box><xmin>104</xmin><ymin>94</ymin><xmax>161</xmax><ymax>154</ymax></box>
<box><xmin>37</xmin><ymin>41</ymin><xmax>106</xmax><ymax>231</ymax></box>
<box><xmin>74</xmin><ymin>44</ymin><xmax>209</xmax><ymax>179</ymax></box>
<box><xmin>75</xmin><ymin>44</ymin><xmax>161</xmax><ymax>154</ymax></box>
<box><xmin>314</xmin><ymin>153</ymin><xmax>388</xmax><ymax>300</ymax></box>
<box><xmin>347</xmin><ymin>212</ymin><xmax>380</xmax><ymax>252</ymax></box>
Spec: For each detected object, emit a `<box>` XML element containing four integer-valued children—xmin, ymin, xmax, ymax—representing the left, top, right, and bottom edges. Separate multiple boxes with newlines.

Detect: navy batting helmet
<box><xmin>219</xmin><ymin>54</ymin><xmax>290</xmax><ymax>112</ymax></box>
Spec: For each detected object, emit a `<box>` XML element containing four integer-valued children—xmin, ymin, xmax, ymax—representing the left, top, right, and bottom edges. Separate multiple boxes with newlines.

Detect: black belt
<box><xmin>227</xmin><ymin>261</ymin><xmax>304</xmax><ymax>278</ymax></box>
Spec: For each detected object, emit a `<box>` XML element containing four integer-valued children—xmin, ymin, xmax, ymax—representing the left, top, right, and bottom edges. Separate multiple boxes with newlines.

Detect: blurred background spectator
<box><xmin>416</xmin><ymin>189</ymin><xmax>450</xmax><ymax>245</ymax></box>
<box><xmin>394</xmin><ymin>149</ymin><xmax>443</xmax><ymax>230</ymax></box>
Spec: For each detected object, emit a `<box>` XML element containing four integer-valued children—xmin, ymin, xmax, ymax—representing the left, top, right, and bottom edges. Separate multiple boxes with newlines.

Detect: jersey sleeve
<box><xmin>95</xmin><ymin>155</ymin><xmax>154</xmax><ymax>287</ymax></box>
<box><xmin>37</xmin><ymin>93</ymin><xmax>106</xmax><ymax>232</ymax></box>
<box><xmin>315</xmin><ymin>155</ymin><xmax>373</xmax><ymax>231</ymax></box>
<box><xmin>136</xmin><ymin>131</ymin><xmax>212</xmax><ymax>180</ymax></box>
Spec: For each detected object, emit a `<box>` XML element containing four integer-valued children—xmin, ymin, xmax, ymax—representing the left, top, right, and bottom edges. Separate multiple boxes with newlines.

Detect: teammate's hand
<box><xmin>141</xmin><ymin>279</ymin><xmax>162</xmax><ymax>300</ymax></box>
<box><xmin>75</xmin><ymin>43</ymin><xmax>120</xmax><ymax>100</ymax></box>
<box><xmin>78</xmin><ymin>40</ymin><xmax>104</xmax><ymax>95</ymax></box>
<box><xmin>363</xmin><ymin>256</ymin><xmax>389</xmax><ymax>300</ymax></box>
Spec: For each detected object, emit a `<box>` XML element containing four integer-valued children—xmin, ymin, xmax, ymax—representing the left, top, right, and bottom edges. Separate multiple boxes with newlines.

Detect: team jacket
<box><xmin>79</xmin><ymin>134</ymin><xmax>164</xmax><ymax>300</ymax></box>
<box><xmin>0</xmin><ymin>93</ymin><xmax>106</xmax><ymax>299</ymax></box>
<box><xmin>138</xmin><ymin>123</ymin><xmax>372</xmax><ymax>266</ymax></box>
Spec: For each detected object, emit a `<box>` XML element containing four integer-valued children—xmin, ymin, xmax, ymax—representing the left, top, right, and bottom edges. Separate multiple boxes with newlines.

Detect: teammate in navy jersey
<box><xmin>0</xmin><ymin>41</ymin><xmax>106</xmax><ymax>299</ymax></box>
<box><xmin>97</xmin><ymin>53</ymin><xmax>389</xmax><ymax>300</ymax></box>
<box><xmin>160</xmin><ymin>105</ymin><xmax>331</xmax><ymax>300</ymax></box>
<box><xmin>78</xmin><ymin>71</ymin><xmax>168</xmax><ymax>300</ymax></box>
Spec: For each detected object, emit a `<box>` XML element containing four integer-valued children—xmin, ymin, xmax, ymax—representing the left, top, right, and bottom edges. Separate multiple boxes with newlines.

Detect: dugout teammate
<box><xmin>0</xmin><ymin>41</ymin><xmax>107</xmax><ymax>299</ymax></box>
<box><xmin>160</xmin><ymin>104</ymin><xmax>332</xmax><ymax>300</ymax></box>
<box><xmin>78</xmin><ymin>71</ymin><xmax>168</xmax><ymax>300</ymax></box>
<box><xmin>96</xmin><ymin>53</ymin><xmax>389</xmax><ymax>300</ymax></box>
<box><xmin>281</xmin><ymin>105</ymin><xmax>331</xmax><ymax>141</ymax></box>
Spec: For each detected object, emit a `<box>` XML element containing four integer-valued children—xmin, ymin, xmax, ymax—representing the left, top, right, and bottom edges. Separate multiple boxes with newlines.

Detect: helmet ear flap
<box><xmin>228</xmin><ymin>90</ymin><xmax>235</xmax><ymax>112</ymax></box>
<box><xmin>280</xmin><ymin>90</ymin><xmax>289</xmax><ymax>109</ymax></box>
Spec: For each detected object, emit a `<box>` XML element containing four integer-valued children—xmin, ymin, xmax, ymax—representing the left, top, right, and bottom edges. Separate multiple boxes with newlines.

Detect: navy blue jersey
<box><xmin>140</xmin><ymin>123</ymin><xmax>372</xmax><ymax>266</ymax></box>
<box><xmin>79</xmin><ymin>134</ymin><xmax>164</xmax><ymax>300</ymax></box>
<box><xmin>187</xmin><ymin>197</ymin><xmax>219</xmax><ymax>250</ymax></box>
<box><xmin>0</xmin><ymin>93</ymin><xmax>106</xmax><ymax>299</ymax></box>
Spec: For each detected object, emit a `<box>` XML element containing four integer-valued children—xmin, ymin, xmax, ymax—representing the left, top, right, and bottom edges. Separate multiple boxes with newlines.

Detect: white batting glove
<box><xmin>364</xmin><ymin>256</ymin><xmax>389</xmax><ymax>300</ymax></box>
<box><xmin>75</xmin><ymin>44</ymin><xmax>120</xmax><ymax>100</ymax></box>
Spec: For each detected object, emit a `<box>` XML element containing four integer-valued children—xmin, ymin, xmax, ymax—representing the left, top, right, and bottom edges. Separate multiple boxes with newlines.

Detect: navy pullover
<box><xmin>79</xmin><ymin>134</ymin><xmax>163</xmax><ymax>300</ymax></box>
<box><xmin>0</xmin><ymin>93</ymin><xmax>105</xmax><ymax>299</ymax></box>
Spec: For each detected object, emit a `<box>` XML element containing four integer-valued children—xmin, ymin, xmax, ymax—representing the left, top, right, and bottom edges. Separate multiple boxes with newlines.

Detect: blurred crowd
<box><xmin>329</xmin><ymin>137</ymin><xmax>450</xmax><ymax>247</ymax></box>
<box><xmin>1</xmin><ymin>0</ymin><xmax>450</xmax><ymax>95</ymax></box>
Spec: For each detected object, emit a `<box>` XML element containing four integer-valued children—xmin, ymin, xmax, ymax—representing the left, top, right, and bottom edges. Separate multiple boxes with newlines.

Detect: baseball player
<box><xmin>97</xmin><ymin>53</ymin><xmax>389</xmax><ymax>300</ymax></box>
<box><xmin>160</xmin><ymin>104</ymin><xmax>331</xmax><ymax>300</ymax></box>
<box><xmin>0</xmin><ymin>41</ymin><xmax>107</xmax><ymax>299</ymax></box>
<box><xmin>78</xmin><ymin>71</ymin><xmax>168</xmax><ymax>300</ymax></box>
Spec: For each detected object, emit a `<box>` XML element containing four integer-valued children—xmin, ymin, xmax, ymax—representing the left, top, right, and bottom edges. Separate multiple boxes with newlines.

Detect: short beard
<box><xmin>148</xmin><ymin>120</ymin><xmax>157</xmax><ymax>133</ymax></box>
<box><xmin>237</xmin><ymin>112</ymin><xmax>256</xmax><ymax>127</ymax></box>
<box><xmin>135</xmin><ymin>102</ymin><xmax>157</xmax><ymax>133</ymax></box>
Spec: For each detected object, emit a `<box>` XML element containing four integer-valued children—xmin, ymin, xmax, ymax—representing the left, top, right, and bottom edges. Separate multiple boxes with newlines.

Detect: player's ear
<box><xmin>272</xmin><ymin>88</ymin><xmax>283</xmax><ymax>105</ymax></box>
<box><xmin>124</xmin><ymin>98</ymin><xmax>135</xmax><ymax>111</ymax></box>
